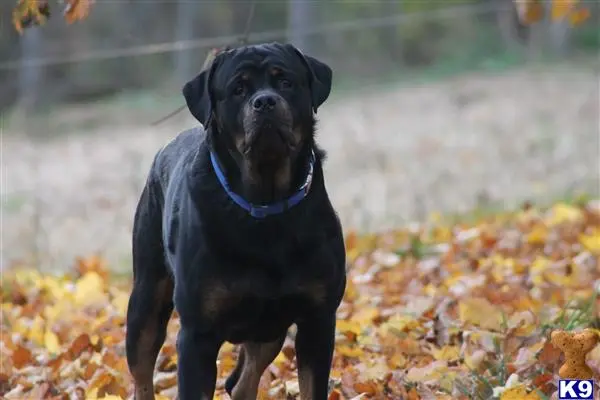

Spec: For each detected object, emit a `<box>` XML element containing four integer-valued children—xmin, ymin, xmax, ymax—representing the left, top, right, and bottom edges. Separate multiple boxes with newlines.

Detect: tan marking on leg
<box><xmin>131</xmin><ymin>277</ymin><xmax>173</xmax><ymax>400</ymax></box>
<box><xmin>298</xmin><ymin>365</ymin><xmax>314</xmax><ymax>400</ymax></box>
<box><xmin>231</xmin><ymin>338</ymin><xmax>285</xmax><ymax>400</ymax></box>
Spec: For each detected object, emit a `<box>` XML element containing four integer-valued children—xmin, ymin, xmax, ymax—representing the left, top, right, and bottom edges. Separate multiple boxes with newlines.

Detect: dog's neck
<box><xmin>209</xmin><ymin>128</ymin><xmax>313</xmax><ymax>205</ymax></box>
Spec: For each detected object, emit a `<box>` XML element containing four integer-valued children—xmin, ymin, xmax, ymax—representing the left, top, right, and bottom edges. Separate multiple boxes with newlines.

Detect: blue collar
<box><xmin>209</xmin><ymin>150</ymin><xmax>315</xmax><ymax>218</ymax></box>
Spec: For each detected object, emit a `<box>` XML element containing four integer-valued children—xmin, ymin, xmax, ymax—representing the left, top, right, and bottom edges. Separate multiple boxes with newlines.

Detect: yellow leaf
<box><xmin>431</xmin><ymin>345</ymin><xmax>460</xmax><ymax>361</ymax></box>
<box><xmin>29</xmin><ymin>315</ymin><xmax>45</xmax><ymax>346</ymax></box>
<box><xmin>74</xmin><ymin>272</ymin><xmax>106</xmax><ymax>306</ymax></box>
<box><xmin>40</xmin><ymin>275</ymin><xmax>69</xmax><ymax>300</ymax></box>
<box><xmin>14</xmin><ymin>268</ymin><xmax>41</xmax><ymax>286</ymax></box>
<box><xmin>346</xmin><ymin>248</ymin><xmax>361</xmax><ymax>265</ymax></box>
<box><xmin>388</xmin><ymin>352</ymin><xmax>407</xmax><ymax>369</ymax></box>
<box><xmin>551</xmin><ymin>0</ymin><xmax>576</xmax><ymax>21</ymax></box>
<box><xmin>580</xmin><ymin>230</ymin><xmax>600</xmax><ymax>254</ymax></box>
<box><xmin>351</xmin><ymin>307</ymin><xmax>380</xmax><ymax>325</ymax></box>
<box><xmin>526</xmin><ymin>224</ymin><xmax>548</xmax><ymax>245</ymax></box>
<box><xmin>163</xmin><ymin>353</ymin><xmax>178</xmax><ymax>371</ymax></box>
<box><xmin>438</xmin><ymin>371</ymin><xmax>458</xmax><ymax>393</ymax></box>
<box><xmin>44</xmin><ymin>330</ymin><xmax>60</xmax><ymax>353</ymax></box>
<box><xmin>546</xmin><ymin>203</ymin><xmax>582</xmax><ymax>225</ymax></box>
<box><xmin>337</xmin><ymin>320</ymin><xmax>362</xmax><ymax>335</ymax></box>
<box><xmin>272</xmin><ymin>351</ymin><xmax>288</xmax><ymax>367</ymax></box>
<box><xmin>530</xmin><ymin>256</ymin><xmax>550</xmax><ymax>286</ymax></box>
<box><xmin>98</xmin><ymin>396</ymin><xmax>123</xmax><ymax>400</ymax></box>
<box><xmin>86</xmin><ymin>387</ymin><xmax>99</xmax><ymax>399</ymax></box>
<box><xmin>337</xmin><ymin>345</ymin><xmax>364</xmax><ymax>358</ymax></box>
<box><xmin>545</xmin><ymin>271</ymin><xmax>575</xmax><ymax>287</ymax></box>
<box><xmin>111</xmin><ymin>292</ymin><xmax>129</xmax><ymax>316</ymax></box>
<box><xmin>44</xmin><ymin>301</ymin><xmax>70</xmax><ymax>324</ymax></box>
<box><xmin>458</xmin><ymin>298</ymin><xmax>504</xmax><ymax>331</ymax></box>
<box><xmin>381</xmin><ymin>315</ymin><xmax>420</xmax><ymax>335</ymax></box>
<box><xmin>500</xmin><ymin>385</ymin><xmax>542</xmax><ymax>400</ymax></box>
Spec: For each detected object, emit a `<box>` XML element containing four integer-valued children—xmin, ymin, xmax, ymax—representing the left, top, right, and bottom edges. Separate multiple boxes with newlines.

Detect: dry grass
<box><xmin>2</xmin><ymin>63</ymin><xmax>598</xmax><ymax>271</ymax></box>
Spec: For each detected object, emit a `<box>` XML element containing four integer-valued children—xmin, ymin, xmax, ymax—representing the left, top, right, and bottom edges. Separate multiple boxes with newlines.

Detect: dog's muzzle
<box><xmin>242</xmin><ymin>91</ymin><xmax>294</xmax><ymax>157</ymax></box>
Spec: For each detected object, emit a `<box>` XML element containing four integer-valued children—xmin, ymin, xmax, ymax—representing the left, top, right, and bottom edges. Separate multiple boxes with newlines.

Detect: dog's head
<box><xmin>182</xmin><ymin>42</ymin><xmax>332</xmax><ymax>200</ymax></box>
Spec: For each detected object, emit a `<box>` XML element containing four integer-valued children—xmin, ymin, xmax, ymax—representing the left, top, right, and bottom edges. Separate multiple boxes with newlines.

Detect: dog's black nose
<box><xmin>252</xmin><ymin>93</ymin><xmax>277</xmax><ymax>112</ymax></box>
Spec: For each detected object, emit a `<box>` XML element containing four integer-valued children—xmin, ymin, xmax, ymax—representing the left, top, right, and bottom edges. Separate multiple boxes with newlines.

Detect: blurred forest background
<box><xmin>2</xmin><ymin>0</ymin><xmax>599</xmax><ymax>270</ymax></box>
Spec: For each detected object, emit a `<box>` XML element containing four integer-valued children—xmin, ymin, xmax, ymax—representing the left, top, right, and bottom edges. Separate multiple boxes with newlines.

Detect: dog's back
<box><xmin>152</xmin><ymin>126</ymin><xmax>206</xmax><ymax>194</ymax></box>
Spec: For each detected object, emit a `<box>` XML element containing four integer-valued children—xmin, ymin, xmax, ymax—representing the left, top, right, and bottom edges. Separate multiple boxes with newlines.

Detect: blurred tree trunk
<box><xmin>548</xmin><ymin>9</ymin><xmax>572</xmax><ymax>57</ymax></box>
<box><xmin>494</xmin><ymin>0</ymin><xmax>529</xmax><ymax>51</ymax></box>
<box><xmin>174</xmin><ymin>0</ymin><xmax>197</xmax><ymax>83</ymax></box>
<box><xmin>18</xmin><ymin>27</ymin><xmax>43</xmax><ymax>111</ymax></box>
<box><xmin>378</xmin><ymin>0</ymin><xmax>403</xmax><ymax>64</ymax></box>
<box><xmin>288</xmin><ymin>0</ymin><xmax>316</xmax><ymax>53</ymax></box>
<box><xmin>0</xmin><ymin>2</ymin><xmax>20</xmax><ymax>112</ymax></box>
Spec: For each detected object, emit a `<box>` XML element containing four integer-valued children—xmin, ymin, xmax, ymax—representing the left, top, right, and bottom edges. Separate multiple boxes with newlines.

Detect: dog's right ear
<box><xmin>182</xmin><ymin>55</ymin><xmax>221</xmax><ymax>127</ymax></box>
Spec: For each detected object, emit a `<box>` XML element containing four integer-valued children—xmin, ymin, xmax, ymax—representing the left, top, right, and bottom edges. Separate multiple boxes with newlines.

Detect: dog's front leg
<box><xmin>176</xmin><ymin>324</ymin><xmax>222</xmax><ymax>400</ymax></box>
<box><xmin>295</xmin><ymin>312</ymin><xmax>336</xmax><ymax>400</ymax></box>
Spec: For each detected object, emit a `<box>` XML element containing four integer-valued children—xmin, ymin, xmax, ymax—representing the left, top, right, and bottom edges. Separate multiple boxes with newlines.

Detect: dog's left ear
<box><xmin>286</xmin><ymin>44</ymin><xmax>332</xmax><ymax>113</ymax></box>
<box><xmin>182</xmin><ymin>54</ymin><xmax>222</xmax><ymax>127</ymax></box>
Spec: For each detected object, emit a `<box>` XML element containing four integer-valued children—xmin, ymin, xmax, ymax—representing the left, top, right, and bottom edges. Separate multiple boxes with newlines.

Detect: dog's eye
<box><xmin>233</xmin><ymin>83</ymin><xmax>245</xmax><ymax>96</ymax></box>
<box><xmin>279</xmin><ymin>79</ymin><xmax>292</xmax><ymax>89</ymax></box>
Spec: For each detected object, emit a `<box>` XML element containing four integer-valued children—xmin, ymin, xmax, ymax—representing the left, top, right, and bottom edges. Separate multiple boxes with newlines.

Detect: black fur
<box><xmin>126</xmin><ymin>42</ymin><xmax>345</xmax><ymax>400</ymax></box>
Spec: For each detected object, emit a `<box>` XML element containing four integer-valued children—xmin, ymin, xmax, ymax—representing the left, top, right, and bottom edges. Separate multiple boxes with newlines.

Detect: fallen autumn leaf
<box><xmin>2</xmin><ymin>201</ymin><xmax>599</xmax><ymax>399</ymax></box>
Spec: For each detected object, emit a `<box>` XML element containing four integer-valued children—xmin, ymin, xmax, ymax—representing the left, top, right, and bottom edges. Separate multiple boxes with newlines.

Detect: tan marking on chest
<box><xmin>201</xmin><ymin>279</ymin><xmax>326</xmax><ymax>318</ymax></box>
<box><xmin>296</xmin><ymin>282</ymin><xmax>327</xmax><ymax>304</ymax></box>
<box><xmin>201</xmin><ymin>282</ymin><xmax>236</xmax><ymax>318</ymax></box>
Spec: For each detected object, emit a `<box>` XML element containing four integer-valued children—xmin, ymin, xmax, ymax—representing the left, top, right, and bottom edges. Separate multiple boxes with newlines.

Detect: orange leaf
<box><xmin>75</xmin><ymin>255</ymin><xmax>108</xmax><ymax>280</ymax></box>
<box><xmin>328</xmin><ymin>389</ymin><xmax>342</xmax><ymax>400</ymax></box>
<box><xmin>66</xmin><ymin>333</ymin><xmax>91</xmax><ymax>360</ymax></box>
<box><xmin>64</xmin><ymin>0</ymin><xmax>93</xmax><ymax>24</ymax></box>
<box><xmin>516</xmin><ymin>0</ymin><xmax>545</xmax><ymax>24</ymax></box>
<box><xmin>407</xmin><ymin>387</ymin><xmax>421</xmax><ymax>400</ymax></box>
<box><xmin>281</xmin><ymin>343</ymin><xmax>296</xmax><ymax>361</ymax></box>
<box><xmin>12</xmin><ymin>344</ymin><xmax>33</xmax><ymax>369</ymax></box>
<box><xmin>353</xmin><ymin>380</ymin><xmax>379</xmax><ymax>395</ymax></box>
<box><xmin>537</xmin><ymin>340</ymin><xmax>562</xmax><ymax>370</ymax></box>
<box><xmin>569</xmin><ymin>7</ymin><xmax>590</xmax><ymax>26</ymax></box>
<box><xmin>532</xmin><ymin>373</ymin><xmax>554</xmax><ymax>394</ymax></box>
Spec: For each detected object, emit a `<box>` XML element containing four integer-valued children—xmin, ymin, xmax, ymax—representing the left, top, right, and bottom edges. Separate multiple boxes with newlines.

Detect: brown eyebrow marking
<box><xmin>270</xmin><ymin>67</ymin><xmax>282</xmax><ymax>76</ymax></box>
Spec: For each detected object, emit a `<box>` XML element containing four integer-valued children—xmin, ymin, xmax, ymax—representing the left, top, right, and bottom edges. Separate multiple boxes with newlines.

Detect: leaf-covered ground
<box><xmin>2</xmin><ymin>201</ymin><xmax>600</xmax><ymax>399</ymax></box>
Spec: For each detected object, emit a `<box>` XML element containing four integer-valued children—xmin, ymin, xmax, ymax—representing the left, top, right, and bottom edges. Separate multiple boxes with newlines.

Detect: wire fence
<box><xmin>1</xmin><ymin>3</ymin><xmax>505</xmax><ymax>70</ymax></box>
<box><xmin>2</xmin><ymin>3</ymin><xmax>599</xmax><ymax>270</ymax></box>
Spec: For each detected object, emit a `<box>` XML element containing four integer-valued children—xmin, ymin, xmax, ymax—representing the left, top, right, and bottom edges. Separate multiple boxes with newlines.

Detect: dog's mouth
<box><xmin>241</xmin><ymin>119</ymin><xmax>297</xmax><ymax>160</ymax></box>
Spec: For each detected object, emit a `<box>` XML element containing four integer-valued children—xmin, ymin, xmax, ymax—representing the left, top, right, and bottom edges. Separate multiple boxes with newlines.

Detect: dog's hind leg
<box><xmin>126</xmin><ymin>184</ymin><xmax>174</xmax><ymax>400</ymax></box>
<box><xmin>225</xmin><ymin>336</ymin><xmax>286</xmax><ymax>400</ymax></box>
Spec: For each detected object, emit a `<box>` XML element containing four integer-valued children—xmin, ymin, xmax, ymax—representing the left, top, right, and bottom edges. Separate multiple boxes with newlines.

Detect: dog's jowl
<box><xmin>125</xmin><ymin>42</ymin><xmax>346</xmax><ymax>400</ymax></box>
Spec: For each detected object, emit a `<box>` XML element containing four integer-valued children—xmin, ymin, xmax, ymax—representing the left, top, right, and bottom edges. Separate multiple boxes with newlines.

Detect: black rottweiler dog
<box><xmin>125</xmin><ymin>42</ymin><xmax>346</xmax><ymax>400</ymax></box>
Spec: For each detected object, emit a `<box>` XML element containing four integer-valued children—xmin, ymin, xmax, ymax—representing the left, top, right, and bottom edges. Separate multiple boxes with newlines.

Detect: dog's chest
<box><xmin>202</xmin><ymin>271</ymin><xmax>326</xmax><ymax>343</ymax></box>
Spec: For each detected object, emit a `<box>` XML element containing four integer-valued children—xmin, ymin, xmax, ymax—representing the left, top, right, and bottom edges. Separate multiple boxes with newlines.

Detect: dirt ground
<box><xmin>2</xmin><ymin>63</ymin><xmax>599</xmax><ymax>271</ymax></box>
